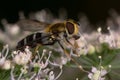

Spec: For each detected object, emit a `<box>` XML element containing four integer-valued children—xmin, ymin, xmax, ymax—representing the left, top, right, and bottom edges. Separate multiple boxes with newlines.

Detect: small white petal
<box><xmin>49</xmin><ymin>71</ymin><xmax>55</xmax><ymax>80</ymax></box>
<box><xmin>0</xmin><ymin>57</ymin><xmax>5</xmax><ymax>66</ymax></box>
<box><xmin>2</xmin><ymin>60</ymin><xmax>11</xmax><ymax>70</ymax></box>
<box><xmin>97</xmin><ymin>27</ymin><xmax>102</xmax><ymax>33</ymax></box>
<box><xmin>88</xmin><ymin>73</ymin><xmax>93</xmax><ymax>79</ymax></box>
<box><xmin>101</xmin><ymin>70</ymin><xmax>107</xmax><ymax>76</ymax></box>
<box><xmin>10</xmin><ymin>25</ymin><xmax>20</xmax><ymax>35</ymax></box>
<box><xmin>93</xmin><ymin>71</ymin><xmax>101</xmax><ymax>80</ymax></box>
<box><xmin>100</xmin><ymin>77</ymin><xmax>105</xmax><ymax>80</ymax></box>
<box><xmin>92</xmin><ymin>67</ymin><xmax>97</xmax><ymax>73</ymax></box>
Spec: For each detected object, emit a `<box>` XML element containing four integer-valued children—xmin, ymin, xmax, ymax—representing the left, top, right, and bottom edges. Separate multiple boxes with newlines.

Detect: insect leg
<box><xmin>34</xmin><ymin>44</ymin><xmax>42</xmax><ymax>53</ymax></box>
<box><xmin>65</xmin><ymin>38</ymin><xmax>80</xmax><ymax>56</ymax></box>
<box><xmin>57</xmin><ymin>40</ymin><xmax>89</xmax><ymax>73</ymax></box>
<box><xmin>32</xmin><ymin>44</ymin><xmax>42</xmax><ymax>59</ymax></box>
<box><xmin>57</xmin><ymin>40</ymin><xmax>71</xmax><ymax>59</ymax></box>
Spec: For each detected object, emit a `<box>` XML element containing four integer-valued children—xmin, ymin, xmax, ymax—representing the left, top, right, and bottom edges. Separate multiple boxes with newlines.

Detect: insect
<box><xmin>16</xmin><ymin>19</ymin><xmax>80</xmax><ymax>52</ymax></box>
<box><xmin>16</xmin><ymin>19</ymin><xmax>82</xmax><ymax>64</ymax></box>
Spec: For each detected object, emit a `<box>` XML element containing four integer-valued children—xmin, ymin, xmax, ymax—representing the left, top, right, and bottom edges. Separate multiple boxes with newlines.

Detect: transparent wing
<box><xmin>17</xmin><ymin>19</ymin><xmax>50</xmax><ymax>32</ymax></box>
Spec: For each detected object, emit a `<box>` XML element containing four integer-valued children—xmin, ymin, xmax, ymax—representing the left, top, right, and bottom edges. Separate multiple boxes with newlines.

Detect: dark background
<box><xmin>0</xmin><ymin>0</ymin><xmax>120</xmax><ymax>25</ymax></box>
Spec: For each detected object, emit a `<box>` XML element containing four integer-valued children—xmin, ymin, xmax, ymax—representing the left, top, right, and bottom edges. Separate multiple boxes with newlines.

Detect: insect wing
<box><xmin>17</xmin><ymin>19</ymin><xmax>50</xmax><ymax>32</ymax></box>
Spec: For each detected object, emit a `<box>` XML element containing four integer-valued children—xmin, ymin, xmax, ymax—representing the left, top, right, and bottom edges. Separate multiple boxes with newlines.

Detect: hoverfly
<box><xmin>16</xmin><ymin>19</ymin><xmax>81</xmax><ymax>59</ymax></box>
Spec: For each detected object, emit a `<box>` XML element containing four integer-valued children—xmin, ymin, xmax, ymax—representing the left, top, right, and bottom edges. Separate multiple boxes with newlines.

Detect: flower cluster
<box><xmin>88</xmin><ymin>66</ymin><xmax>108</xmax><ymax>80</ymax></box>
<box><xmin>0</xmin><ymin>45</ymin><xmax>64</xmax><ymax>80</ymax></box>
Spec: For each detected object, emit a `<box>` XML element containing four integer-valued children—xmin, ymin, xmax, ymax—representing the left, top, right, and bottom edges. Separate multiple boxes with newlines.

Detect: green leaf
<box><xmin>0</xmin><ymin>69</ymin><xmax>10</xmax><ymax>80</ymax></box>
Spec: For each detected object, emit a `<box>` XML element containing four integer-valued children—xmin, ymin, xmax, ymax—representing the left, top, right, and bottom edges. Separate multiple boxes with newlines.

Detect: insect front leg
<box><xmin>57</xmin><ymin>40</ymin><xmax>89</xmax><ymax>72</ymax></box>
<box><xmin>65</xmin><ymin>37</ymin><xmax>80</xmax><ymax>57</ymax></box>
<box><xmin>57</xmin><ymin>40</ymin><xmax>71</xmax><ymax>61</ymax></box>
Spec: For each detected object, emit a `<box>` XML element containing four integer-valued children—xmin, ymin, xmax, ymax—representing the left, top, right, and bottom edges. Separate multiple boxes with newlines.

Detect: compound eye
<box><xmin>66</xmin><ymin>22</ymin><xmax>74</xmax><ymax>34</ymax></box>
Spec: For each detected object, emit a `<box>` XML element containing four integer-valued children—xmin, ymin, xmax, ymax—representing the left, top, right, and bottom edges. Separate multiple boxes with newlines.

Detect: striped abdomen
<box><xmin>16</xmin><ymin>32</ymin><xmax>57</xmax><ymax>51</ymax></box>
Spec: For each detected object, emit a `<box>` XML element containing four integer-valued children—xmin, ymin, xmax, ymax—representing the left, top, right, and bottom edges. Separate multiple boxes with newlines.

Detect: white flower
<box><xmin>97</xmin><ymin>27</ymin><xmax>102</xmax><ymax>33</ymax></box>
<box><xmin>61</xmin><ymin>57</ymin><xmax>68</xmax><ymax>65</ymax></box>
<box><xmin>13</xmin><ymin>47</ymin><xmax>32</xmax><ymax>65</ymax></box>
<box><xmin>20</xmin><ymin>66</ymin><xmax>28</xmax><ymax>74</ymax></box>
<box><xmin>48</xmin><ymin>71</ymin><xmax>55</xmax><ymax>80</ymax></box>
<box><xmin>2</xmin><ymin>60</ymin><xmax>11</xmax><ymax>70</ymax></box>
<box><xmin>87</xmin><ymin>44</ymin><xmax>95</xmax><ymax>54</ymax></box>
<box><xmin>6</xmin><ymin>24</ymin><xmax>20</xmax><ymax>36</ymax></box>
<box><xmin>88</xmin><ymin>67</ymin><xmax>107</xmax><ymax>80</ymax></box>
<box><xmin>48</xmin><ymin>66</ymin><xmax>63</xmax><ymax>80</ymax></box>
